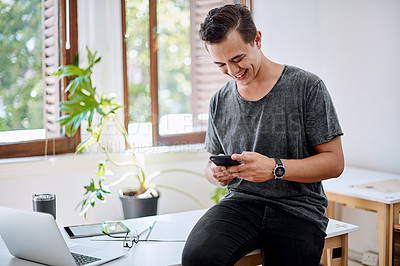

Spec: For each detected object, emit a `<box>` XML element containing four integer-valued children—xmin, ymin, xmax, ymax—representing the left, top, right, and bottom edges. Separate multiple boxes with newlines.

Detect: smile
<box><xmin>235</xmin><ymin>70</ymin><xmax>247</xmax><ymax>79</ymax></box>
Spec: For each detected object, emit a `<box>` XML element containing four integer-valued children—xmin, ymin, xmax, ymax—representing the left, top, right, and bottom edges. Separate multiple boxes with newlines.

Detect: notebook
<box><xmin>0</xmin><ymin>206</ymin><xmax>126</xmax><ymax>266</ymax></box>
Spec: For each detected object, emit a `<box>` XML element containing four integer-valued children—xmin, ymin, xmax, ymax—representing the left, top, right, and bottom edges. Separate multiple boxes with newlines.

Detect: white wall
<box><xmin>253</xmin><ymin>0</ymin><xmax>400</xmax><ymax>256</ymax></box>
<box><xmin>254</xmin><ymin>0</ymin><xmax>400</xmax><ymax>174</ymax></box>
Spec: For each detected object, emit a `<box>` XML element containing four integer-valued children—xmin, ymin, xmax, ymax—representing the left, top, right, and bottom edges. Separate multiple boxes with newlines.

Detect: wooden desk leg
<box><xmin>324</xmin><ymin>234</ymin><xmax>348</xmax><ymax>266</ymax></box>
<box><xmin>327</xmin><ymin>201</ymin><xmax>335</xmax><ymax>219</ymax></box>
<box><xmin>390</xmin><ymin>203</ymin><xmax>400</xmax><ymax>266</ymax></box>
<box><xmin>377</xmin><ymin>203</ymin><xmax>390</xmax><ymax>266</ymax></box>
<box><xmin>342</xmin><ymin>233</ymin><xmax>348</xmax><ymax>266</ymax></box>
<box><xmin>326</xmin><ymin>249</ymin><xmax>332</xmax><ymax>266</ymax></box>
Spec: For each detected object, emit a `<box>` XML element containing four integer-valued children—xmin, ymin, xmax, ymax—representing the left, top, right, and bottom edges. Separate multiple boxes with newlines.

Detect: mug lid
<box><xmin>32</xmin><ymin>193</ymin><xmax>56</xmax><ymax>201</ymax></box>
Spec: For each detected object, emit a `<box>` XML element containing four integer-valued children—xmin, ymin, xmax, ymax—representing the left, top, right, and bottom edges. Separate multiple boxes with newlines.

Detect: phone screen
<box><xmin>64</xmin><ymin>222</ymin><xmax>130</xmax><ymax>238</ymax></box>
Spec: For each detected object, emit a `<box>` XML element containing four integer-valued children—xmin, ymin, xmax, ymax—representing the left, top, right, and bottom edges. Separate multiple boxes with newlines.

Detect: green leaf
<box><xmin>96</xmin><ymin>192</ymin><xmax>105</xmax><ymax>201</ymax></box>
<box><xmin>87</xmin><ymin>46</ymin><xmax>94</xmax><ymax>63</ymax></box>
<box><xmin>76</xmin><ymin>135</ymin><xmax>97</xmax><ymax>153</ymax></box>
<box><xmin>65</xmin><ymin>76</ymin><xmax>91</xmax><ymax>96</ymax></box>
<box><xmin>84</xmin><ymin>179</ymin><xmax>97</xmax><ymax>193</ymax></box>
<box><xmin>52</xmin><ymin>65</ymin><xmax>85</xmax><ymax>80</ymax></box>
<box><xmin>211</xmin><ymin>187</ymin><xmax>227</xmax><ymax>203</ymax></box>
<box><xmin>96</xmin><ymin>161</ymin><xmax>107</xmax><ymax>178</ymax></box>
<box><xmin>85</xmin><ymin>46</ymin><xmax>101</xmax><ymax>73</ymax></box>
<box><xmin>73</xmin><ymin>52</ymin><xmax>79</xmax><ymax>66</ymax></box>
<box><xmin>56</xmin><ymin>86</ymin><xmax>100</xmax><ymax>137</ymax></box>
<box><xmin>87</xmin><ymin>110</ymin><xmax>95</xmax><ymax>128</ymax></box>
<box><xmin>101</xmin><ymin>186</ymin><xmax>111</xmax><ymax>194</ymax></box>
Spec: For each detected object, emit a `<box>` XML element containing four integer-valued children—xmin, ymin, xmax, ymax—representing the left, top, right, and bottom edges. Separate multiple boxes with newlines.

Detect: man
<box><xmin>182</xmin><ymin>4</ymin><xmax>344</xmax><ymax>266</ymax></box>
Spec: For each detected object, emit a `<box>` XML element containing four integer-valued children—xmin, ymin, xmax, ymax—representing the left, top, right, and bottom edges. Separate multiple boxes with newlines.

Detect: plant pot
<box><xmin>119</xmin><ymin>188</ymin><xmax>160</xmax><ymax>219</ymax></box>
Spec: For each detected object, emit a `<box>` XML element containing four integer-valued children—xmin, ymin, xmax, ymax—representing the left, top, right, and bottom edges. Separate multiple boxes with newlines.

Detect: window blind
<box><xmin>42</xmin><ymin>0</ymin><xmax>61</xmax><ymax>138</ymax></box>
<box><xmin>190</xmin><ymin>0</ymin><xmax>234</xmax><ymax>130</ymax></box>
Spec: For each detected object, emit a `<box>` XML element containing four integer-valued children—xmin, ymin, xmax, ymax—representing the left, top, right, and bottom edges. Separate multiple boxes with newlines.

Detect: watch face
<box><xmin>274</xmin><ymin>166</ymin><xmax>286</xmax><ymax>178</ymax></box>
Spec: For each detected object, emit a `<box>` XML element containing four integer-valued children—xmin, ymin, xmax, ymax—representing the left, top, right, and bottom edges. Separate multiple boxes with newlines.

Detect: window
<box><xmin>0</xmin><ymin>0</ymin><xmax>79</xmax><ymax>159</ymax></box>
<box><xmin>122</xmin><ymin>0</ymin><xmax>251</xmax><ymax>147</ymax></box>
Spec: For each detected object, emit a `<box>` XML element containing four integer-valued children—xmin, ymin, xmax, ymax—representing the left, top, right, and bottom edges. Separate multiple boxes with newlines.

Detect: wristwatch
<box><xmin>273</xmin><ymin>158</ymin><xmax>286</xmax><ymax>179</ymax></box>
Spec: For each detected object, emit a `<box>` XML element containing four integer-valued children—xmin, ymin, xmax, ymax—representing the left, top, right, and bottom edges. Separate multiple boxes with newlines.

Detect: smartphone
<box><xmin>64</xmin><ymin>221</ymin><xmax>130</xmax><ymax>239</ymax></box>
<box><xmin>209</xmin><ymin>155</ymin><xmax>242</xmax><ymax>166</ymax></box>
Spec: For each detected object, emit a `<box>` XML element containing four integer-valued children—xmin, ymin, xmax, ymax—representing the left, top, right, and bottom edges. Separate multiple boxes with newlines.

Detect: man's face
<box><xmin>208</xmin><ymin>30</ymin><xmax>262</xmax><ymax>87</ymax></box>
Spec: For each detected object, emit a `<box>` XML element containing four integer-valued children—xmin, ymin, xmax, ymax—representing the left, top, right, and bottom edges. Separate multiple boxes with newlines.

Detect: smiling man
<box><xmin>182</xmin><ymin>4</ymin><xmax>344</xmax><ymax>266</ymax></box>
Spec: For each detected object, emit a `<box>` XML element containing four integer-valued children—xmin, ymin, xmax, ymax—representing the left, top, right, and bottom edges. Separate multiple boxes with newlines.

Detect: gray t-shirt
<box><xmin>205</xmin><ymin>65</ymin><xmax>343</xmax><ymax>233</ymax></box>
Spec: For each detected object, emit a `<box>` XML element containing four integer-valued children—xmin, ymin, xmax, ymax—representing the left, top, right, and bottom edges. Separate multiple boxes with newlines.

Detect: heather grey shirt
<box><xmin>205</xmin><ymin>65</ymin><xmax>343</xmax><ymax>233</ymax></box>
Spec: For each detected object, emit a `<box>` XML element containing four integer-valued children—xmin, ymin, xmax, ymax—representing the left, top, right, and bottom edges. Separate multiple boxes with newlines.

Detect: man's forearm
<box><xmin>227</xmin><ymin>136</ymin><xmax>344</xmax><ymax>183</ymax></box>
<box><xmin>282</xmin><ymin>151</ymin><xmax>344</xmax><ymax>183</ymax></box>
<box><xmin>281</xmin><ymin>136</ymin><xmax>344</xmax><ymax>183</ymax></box>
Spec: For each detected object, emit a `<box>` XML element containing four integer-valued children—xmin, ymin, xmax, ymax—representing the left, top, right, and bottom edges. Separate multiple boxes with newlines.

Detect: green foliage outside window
<box><xmin>0</xmin><ymin>0</ymin><xmax>43</xmax><ymax>131</ymax></box>
<box><xmin>157</xmin><ymin>0</ymin><xmax>191</xmax><ymax>117</ymax></box>
<box><xmin>126</xmin><ymin>0</ymin><xmax>191</xmax><ymax>124</ymax></box>
<box><xmin>126</xmin><ymin>0</ymin><xmax>151</xmax><ymax>123</ymax></box>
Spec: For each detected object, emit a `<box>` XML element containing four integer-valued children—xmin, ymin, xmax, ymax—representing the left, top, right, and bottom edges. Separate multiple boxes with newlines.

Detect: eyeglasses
<box><xmin>102</xmin><ymin>230</ymin><xmax>139</xmax><ymax>248</ymax></box>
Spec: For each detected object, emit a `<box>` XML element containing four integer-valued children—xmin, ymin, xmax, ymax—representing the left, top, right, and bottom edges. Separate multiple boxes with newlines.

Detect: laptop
<box><xmin>0</xmin><ymin>206</ymin><xmax>127</xmax><ymax>266</ymax></box>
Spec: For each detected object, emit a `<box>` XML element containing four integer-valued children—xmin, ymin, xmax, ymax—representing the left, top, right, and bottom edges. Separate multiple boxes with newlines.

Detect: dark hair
<box><xmin>199</xmin><ymin>4</ymin><xmax>257</xmax><ymax>45</ymax></box>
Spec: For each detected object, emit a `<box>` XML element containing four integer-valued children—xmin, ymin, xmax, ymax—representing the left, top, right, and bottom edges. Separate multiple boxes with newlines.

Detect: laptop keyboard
<box><xmin>71</xmin><ymin>252</ymin><xmax>101</xmax><ymax>266</ymax></box>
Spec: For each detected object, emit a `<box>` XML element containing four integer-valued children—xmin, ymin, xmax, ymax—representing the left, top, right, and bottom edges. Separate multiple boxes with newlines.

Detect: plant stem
<box><xmin>100</xmin><ymin>145</ymin><xmax>139</xmax><ymax>168</ymax></box>
<box><xmin>114</xmin><ymin>115</ymin><xmax>130</xmax><ymax>149</ymax></box>
<box><xmin>106</xmin><ymin>171</ymin><xmax>139</xmax><ymax>188</ymax></box>
<box><xmin>111</xmin><ymin>115</ymin><xmax>148</xmax><ymax>187</ymax></box>
<box><xmin>100</xmin><ymin>143</ymin><xmax>146</xmax><ymax>189</ymax></box>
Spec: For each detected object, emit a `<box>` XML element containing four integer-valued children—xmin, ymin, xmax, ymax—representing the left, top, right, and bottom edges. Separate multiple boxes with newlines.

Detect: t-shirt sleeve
<box><xmin>305</xmin><ymin>80</ymin><xmax>343</xmax><ymax>146</ymax></box>
<box><xmin>204</xmin><ymin>95</ymin><xmax>224</xmax><ymax>155</ymax></box>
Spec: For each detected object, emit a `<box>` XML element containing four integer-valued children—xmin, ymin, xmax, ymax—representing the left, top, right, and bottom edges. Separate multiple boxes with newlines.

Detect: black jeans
<box><xmin>182</xmin><ymin>199</ymin><xmax>325</xmax><ymax>266</ymax></box>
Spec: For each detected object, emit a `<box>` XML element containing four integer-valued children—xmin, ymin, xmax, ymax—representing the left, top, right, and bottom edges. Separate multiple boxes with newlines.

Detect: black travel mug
<box><xmin>32</xmin><ymin>193</ymin><xmax>56</xmax><ymax>219</ymax></box>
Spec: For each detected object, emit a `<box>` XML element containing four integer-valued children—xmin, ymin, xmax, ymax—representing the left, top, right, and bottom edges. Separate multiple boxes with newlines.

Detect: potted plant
<box><xmin>53</xmin><ymin>47</ymin><xmax>204</xmax><ymax>219</ymax></box>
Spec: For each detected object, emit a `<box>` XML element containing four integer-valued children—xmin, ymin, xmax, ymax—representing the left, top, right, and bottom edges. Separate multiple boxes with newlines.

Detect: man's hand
<box><xmin>209</xmin><ymin>163</ymin><xmax>237</xmax><ymax>186</ymax></box>
<box><xmin>229</xmin><ymin>152</ymin><xmax>275</xmax><ymax>182</ymax></box>
<box><xmin>205</xmin><ymin>152</ymin><xmax>275</xmax><ymax>186</ymax></box>
<box><xmin>205</xmin><ymin>154</ymin><xmax>242</xmax><ymax>186</ymax></box>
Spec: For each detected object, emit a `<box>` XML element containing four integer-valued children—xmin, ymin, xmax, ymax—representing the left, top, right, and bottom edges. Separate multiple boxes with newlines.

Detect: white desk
<box><xmin>323</xmin><ymin>166</ymin><xmax>400</xmax><ymax>266</ymax></box>
<box><xmin>0</xmin><ymin>209</ymin><xmax>357</xmax><ymax>266</ymax></box>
